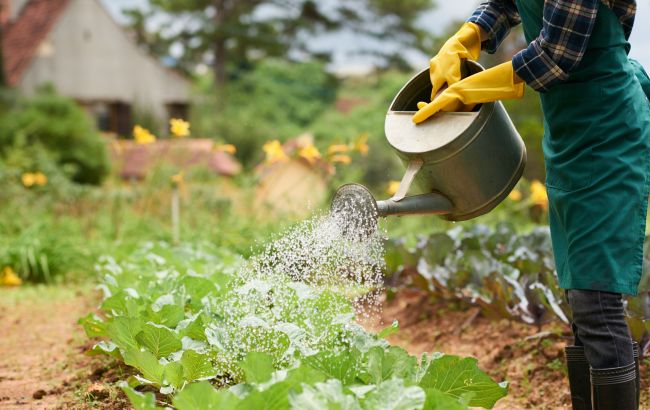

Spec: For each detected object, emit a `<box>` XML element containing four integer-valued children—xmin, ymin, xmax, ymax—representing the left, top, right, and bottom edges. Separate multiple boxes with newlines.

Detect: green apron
<box><xmin>514</xmin><ymin>0</ymin><xmax>650</xmax><ymax>295</ymax></box>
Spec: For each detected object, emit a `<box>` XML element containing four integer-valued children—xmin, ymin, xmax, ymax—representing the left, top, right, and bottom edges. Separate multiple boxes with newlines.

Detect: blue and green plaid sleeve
<box><xmin>512</xmin><ymin>0</ymin><xmax>600</xmax><ymax>91</ymax></box>
<box><xmin>467</xmin><ymin>1</ymin><xmax>521</xmax><ymax>54</ymax></box>
<box><xmin>606</xmin><ymin>0</ymin><xmax>636</xmax><ymax>40</ymax></box>
<box><xmin>469</xmin><ymin>1</ymin><xmax>636</xmax><ymax>92</ymax></box>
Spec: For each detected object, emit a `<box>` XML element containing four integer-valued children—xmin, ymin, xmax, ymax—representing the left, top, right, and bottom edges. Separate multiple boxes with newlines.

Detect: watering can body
<box><xmin>382</xmin><ymin>61</ymin><xmax>526</xmax><ymax>221</ymax></box>
<box><xmin>331</xmin><ymin>61</ymin><xmax>526</xmax><ymax>230</ymax></box>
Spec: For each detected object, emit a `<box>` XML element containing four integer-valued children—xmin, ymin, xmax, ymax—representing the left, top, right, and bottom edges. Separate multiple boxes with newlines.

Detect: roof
<box><xmin>2</xmin><ymin>0</ymin><xmax>70</xmax><ymax>86</ymax></box>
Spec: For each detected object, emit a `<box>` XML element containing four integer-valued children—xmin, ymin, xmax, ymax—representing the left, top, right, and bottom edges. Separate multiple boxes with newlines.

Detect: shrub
<box><xmin>0</xmin><ymin>214</ymin><xmax>91</xmax><ymax>283</ymax></box>
<box><xmin>0</xmin><ymin>87</ymin><xmax>110</xmax><ymax>185</ymax></box>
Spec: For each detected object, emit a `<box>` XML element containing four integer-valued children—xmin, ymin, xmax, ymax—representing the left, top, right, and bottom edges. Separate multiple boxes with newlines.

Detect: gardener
<box><xmin>414</xmin><ymin>1</ymin><xmax>650</xmax><ymax>409</ymax></box>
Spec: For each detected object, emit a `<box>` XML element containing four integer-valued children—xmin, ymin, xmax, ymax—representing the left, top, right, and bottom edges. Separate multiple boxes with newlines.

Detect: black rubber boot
<box><xmin>632</xmin><ymin>342</ymin><xmax>640</xmax><ymax>409</ymax></box>
<box><xmin>590</xmin><ymin>363</ymin><xmax>637</xmax><ymax>410</ymax></box>
<box><xmin>565</xmin><ymin>346</ymin><xmax>591</xmax><ymax>410</ymax></box>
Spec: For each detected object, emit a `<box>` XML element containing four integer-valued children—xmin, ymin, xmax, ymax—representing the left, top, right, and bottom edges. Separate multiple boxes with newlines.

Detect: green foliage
<box><xmin>418</xmin><ymin>355</ymin><xmax>507</xmax><ymax>408</ymax></box>
<box><xmin>240</xmin><ymin>352</ymin><xmax>275</xmax><ymax>384</ymax></box>
<box><xmin>0</xmin><ymin>155</ymin><xmax>299</xmax><ymax>284</ymax></box>
<box><xmin>385</xmin><ymin>223</ymin><xmax>567</xmax><ymax>326</ymax></box>
<box><xmin>309</xmin><ymin>71</ymin><xmax>412</xmax><ymax>191</ymax></box>
<box><xmin>170</xmin><ymin>381</ymin><xmax>238</xmax><ymax>409</ymax></box>
<box><xmin>385</xmin><ymin>224</ymin><xmax>650</xmax><ymax>341</ymax></box>
<box><xmin>192</xmin><ymin>60</ymin><xmax>336</xmax><ymax>165</ymax></box>
<box><xmin>0</xmin><ymin>87</ymin><xmax>110</xmax><ymax>184</ymax></box>
<box><xmin>132</xmin><ymin>104</ymin><xmax>163</xmax><ymax>138</ymax></box>
<box><xmin>124</xmin><ymin>0</ymin><xmax>437</xmax><ymax>84</ymax></box>
<box><xmin>86</xmin><ymin>242</ymin><xmax>507</xmax><ymax>409</ymax></box>
<box><xmin>0</xmin><ymin>211</ymin><xmax>93</xmax><ymax>283</ymax></box>
<box><xmin>122</xmin><ymin>384</ymin><xmax>163</xmax><ymax>410</ymax></box>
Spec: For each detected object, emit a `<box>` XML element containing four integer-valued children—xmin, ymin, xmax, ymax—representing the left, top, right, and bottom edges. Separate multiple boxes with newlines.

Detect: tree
<box><xmin>124</xmin><ymin>0</ymin><xmax>437</xmax><ymax>87</ymax></box>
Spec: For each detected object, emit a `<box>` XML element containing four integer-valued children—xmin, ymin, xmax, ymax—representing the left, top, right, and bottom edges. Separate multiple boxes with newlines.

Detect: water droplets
<box><xmin>208</xmin><ymin>210</ymin><xmax>386</xmax><ymax>376</ymax></box>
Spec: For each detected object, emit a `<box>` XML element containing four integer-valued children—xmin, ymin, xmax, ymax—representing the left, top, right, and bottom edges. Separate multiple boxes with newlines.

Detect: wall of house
<box><xmin>19</xmin><ymin>0</ymin><xmax>189</xmax><ymax>125</ymax></box>
<box><xmin>8</xmin><ymin>0</ymin><xmax>29</xmax><ymax>19</ymax></box>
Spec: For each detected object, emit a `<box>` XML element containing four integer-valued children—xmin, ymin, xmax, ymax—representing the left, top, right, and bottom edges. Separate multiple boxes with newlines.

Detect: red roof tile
<box><xmin>2</xmin><ymin>0</ymin><xmax>70</xmax><ymax>86</ymax></box>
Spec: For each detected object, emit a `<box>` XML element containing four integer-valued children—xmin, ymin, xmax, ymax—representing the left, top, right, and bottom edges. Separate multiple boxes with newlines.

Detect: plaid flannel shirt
<box><xmin>468</xmin><ymin>1</ymin><xmax>636</xmax><ymax>91</ymax></box>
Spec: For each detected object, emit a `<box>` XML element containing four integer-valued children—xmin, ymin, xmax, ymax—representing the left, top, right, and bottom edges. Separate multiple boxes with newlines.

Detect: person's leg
<box><xmin>565</xmin><ymin>290</ymin><xmax>592</xmax><ymax>410</ymax></box>
<box><xmin>566</xmin><ymin>289</ymin><xmax>637</xmax><ymax>410</ymax></box>
<box><xmin>565</xmin><ymin>342</ymin><xmax>591</xmax><ymax>410</ymax></box>
<box><xmin>567</xmin><ymin>289</ymin><xmax>633</xmax><ymax>368</ymax></box>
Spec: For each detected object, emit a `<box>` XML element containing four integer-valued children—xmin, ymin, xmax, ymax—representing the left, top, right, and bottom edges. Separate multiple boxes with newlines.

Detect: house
<box><xmin>0</xmin><ymin>0</ymin><xmax>190</xmax><ymax>136</ymax></box>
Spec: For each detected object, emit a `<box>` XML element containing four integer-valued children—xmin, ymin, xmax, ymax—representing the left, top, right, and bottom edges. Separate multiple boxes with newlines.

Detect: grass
<box><xmin>0</xmin><ymin>165</ymin><xmax>298</xmax><ymax>284</ymax></box>
<box><xmin>0</xmin><ymin>283</ymin><xmax>92</xmax><ymax>306</ymax></box>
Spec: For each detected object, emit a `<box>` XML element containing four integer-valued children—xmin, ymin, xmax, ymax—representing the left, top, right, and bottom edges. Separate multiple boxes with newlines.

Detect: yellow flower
<box><xmin>214</xmin><ymin>144</ymin><xmax>237</xmax><ymax>155</ymax></box>
<box><xmin>353</xmin><ymin>133</ymin><xmax>369</xmax><ymax>156</ymax></box>
<box><xmin>387</xmin><ymin>180</ymin><xmax>401</xmax><ymax>196</ymax></box>
<box><xmin>21</xmin><ymin>172</ymin><xmax>36</xmax><ymax>187</ymax></box>
<box><xmin>508</xmin><ymin>189</ymin><xmax>522</xmax><ymax>201</ymax></box>
<box><xmin>263</xmin><ymin>140</ymin><xmax>289</xmax><ymax>163</ymax></box>
<box><xmin>33</xmin><ymin>172</ymin><xmax>47</xmax><ymax>186</ymax></box>
<box><xmin>170</xmin><ymin>118</ymin><xmax>190</xmax><ymax>138</ymax></box>
<box><xmin>133</xmin><ymin>125</ymin><xmax>156</xmax><ymax>144</ymax></box>
<box><xmin>530</xmin><ymin>180</ymin><xmax>548</xmax><ymax>210</ymax></box>
<box><xmin>330</xmin><ymin>154</ymin><xmax>352</xmax><ymax>165</ymax></box>
<box><xmin>22</xmin><ymin>172</ymin><xmax>48</xmax><ymax>187</ymax></box>
<box><xmin>1</xmin><ymin>266</ymin><xmax>22</xmax><ymax>287</ymax></box>
<box><xmin>170</xmin><ymin>172</ymin><xmax>184</xmax><ymax>187</ymax></box>
<box><xmin>298</xmin><ymin>143</ymin><xmax>322</xmax><ymax>165</ymax></box>
<box><xmin>327</xmin><ymin>144</ymin><xmax>349</xmax><ymax>155</ymax></box>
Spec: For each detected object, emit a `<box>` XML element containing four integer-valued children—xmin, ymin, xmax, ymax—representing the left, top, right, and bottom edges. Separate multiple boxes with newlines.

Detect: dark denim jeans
<box><xmin>566</xmin><ymin>289</ymin><xmax>634</xmax><ymax>369</ymax></box>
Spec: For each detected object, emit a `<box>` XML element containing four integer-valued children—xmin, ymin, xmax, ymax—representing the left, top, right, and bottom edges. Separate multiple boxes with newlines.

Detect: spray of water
<box><xmin>243</xmin><ymin>208</ymin><xmax>386</xmax><ymax>314</ymax></box>
<box><xmin>206</xmin><ymin>204</ymin><xmax>386</xmax><ymax>378</ymax></box>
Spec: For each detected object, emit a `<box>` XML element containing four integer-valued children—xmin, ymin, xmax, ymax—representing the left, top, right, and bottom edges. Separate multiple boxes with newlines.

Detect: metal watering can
<box><xmin>331</xmin><ymin>61</ymin><xmax>526</xmax><ymax>234</ymax></box>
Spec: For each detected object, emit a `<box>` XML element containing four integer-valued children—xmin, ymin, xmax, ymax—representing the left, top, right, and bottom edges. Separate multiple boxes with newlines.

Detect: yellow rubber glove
<box><xmin>413</xmin><ymin>61</ymin><xmax>524</xmax><ymax>124</ymax></box>
<box><xmin>429</xmin><ymin>22</ymin><xmax>482</xmax><ymax>100</ymax></box>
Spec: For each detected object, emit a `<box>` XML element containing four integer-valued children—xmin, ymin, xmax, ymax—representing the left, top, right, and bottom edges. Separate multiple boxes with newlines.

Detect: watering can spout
<box><xmin>330</xmin><ymin>184</ymin><xmax>453</xmax><ymax>240</ymax></box>
<box><xmin>376</xmin><ymin>193</ymin><xmax>453</xmax><ymax>218</ymax></box>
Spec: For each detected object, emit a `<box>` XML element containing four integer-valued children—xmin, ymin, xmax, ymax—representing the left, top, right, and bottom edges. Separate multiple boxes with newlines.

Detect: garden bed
<box><xmin>4</xmin><ymin>285</ymin><xmax>647</xmax><ymax>409</ymax></box>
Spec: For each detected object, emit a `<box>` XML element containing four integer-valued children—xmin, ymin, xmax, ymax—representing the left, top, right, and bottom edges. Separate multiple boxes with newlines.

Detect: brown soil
<box><xmin>1</xmin><ymin>285</ymin><xmax>647</xmax><ymax>409</ymax></box>
<box><xmin>372</xmin><ymin>288</ymin><xmax>650</xmax><ymax>410</ymax></box>
<box><xmin>0</xmin><ymin>286</ymin><xmax>129</xmax><ymax>410</ymax></box>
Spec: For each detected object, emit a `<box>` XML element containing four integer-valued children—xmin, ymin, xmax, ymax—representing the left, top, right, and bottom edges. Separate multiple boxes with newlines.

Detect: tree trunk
<box><xmin>212</xmin><ymin>0</ymin><xmax>228</xmax><ymax>88</ymax></box>
<box><xmin>213</xmin><ymin>37</ymin><xmax>227</xmax><ymax>88</ymax></box>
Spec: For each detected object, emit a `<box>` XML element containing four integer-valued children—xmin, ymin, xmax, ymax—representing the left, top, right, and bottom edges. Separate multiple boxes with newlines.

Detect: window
<box><xmin>167</xmin><ymin>102</ymin><xmax>189</xmax><ymax>122</ymax></box>
<box><xmin>88</xmin><ymin>101</ymin><xmax>132</xmax><ymax>136</ymax></box>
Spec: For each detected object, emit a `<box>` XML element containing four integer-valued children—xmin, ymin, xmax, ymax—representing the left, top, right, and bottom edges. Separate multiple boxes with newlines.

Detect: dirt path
<box><xmin>0</xmin><ymin>286</ymin><xmax>94</xmax><ymax>409</ymax></box>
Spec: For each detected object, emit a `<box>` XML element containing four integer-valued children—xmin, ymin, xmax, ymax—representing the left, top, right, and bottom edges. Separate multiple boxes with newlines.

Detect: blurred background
<box><xmin>1</xmin><ymin>3</ymin><xmax>649</xmax><ymax>407</ymax></box>
<box><xmin>1</xmin><ymin>0</ymin><xmax>650</xmax><ymax>284</ymax></box>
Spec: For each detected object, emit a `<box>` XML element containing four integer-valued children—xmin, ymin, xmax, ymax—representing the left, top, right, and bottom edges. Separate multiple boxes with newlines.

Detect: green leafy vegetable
<box><xmin>418</xmin><ymin>355</ymin><xmax>507</xmax><ymax>409</ymax></box>
<box><xmin>84</xmin><ymin>242</ymin><xmax>508</xmax><ymax>409</ymax></box>
<box><xmin>135</xmin><ymin>323</ymin><xmax>182</xmax><ymax>358</ymax></box>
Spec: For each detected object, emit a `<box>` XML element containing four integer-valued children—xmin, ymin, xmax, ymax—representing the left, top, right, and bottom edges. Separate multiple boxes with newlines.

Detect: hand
<box><xmin>413</xmin><ymin>61</ymin><xmax>525</xmax><ymax>124</ymax></box>
<box><xmin>428</xmin><ymin>22</ymin><xmax>482</xmax><ymax>99</ymax></box>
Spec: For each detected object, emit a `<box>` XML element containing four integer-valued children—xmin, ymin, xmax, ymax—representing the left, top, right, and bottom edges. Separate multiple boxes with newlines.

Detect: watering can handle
<box><xmin>391</xmin><ymin>158</ymin><xmax>424</xmax><ymax>202</ymax></box>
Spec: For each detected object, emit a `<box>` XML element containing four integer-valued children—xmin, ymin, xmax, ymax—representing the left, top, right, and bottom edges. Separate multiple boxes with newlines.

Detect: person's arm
<box><xmin>467</xmin><ymin>1</ymin><xmax>521</xmax><ymax>54</ymax></box>
<box><xmin>512</xmin><ymin>0</ymin><xmax>599</xmax><ymax>92</ymax></box>
<box><xmin>611</xmin><ymin>1</ymin><xmax>636</xmax><ymax>41</ymax></box>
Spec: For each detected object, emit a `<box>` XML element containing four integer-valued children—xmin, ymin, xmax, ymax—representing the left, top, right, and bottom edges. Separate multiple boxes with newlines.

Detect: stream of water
<box><xmin>243</xmin><ymin>206</ymin><xmax>386</xmax><ymax>317</ymax></box>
